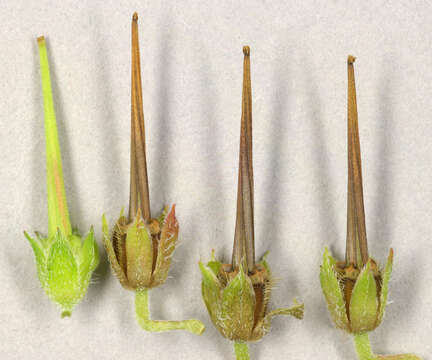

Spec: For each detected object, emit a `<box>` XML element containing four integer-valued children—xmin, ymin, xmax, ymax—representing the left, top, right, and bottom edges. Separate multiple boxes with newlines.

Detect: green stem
<box><xmin>354</xmin><ymin>333</ymin><xmax>376</xmax><ymax>360</ymax></box>
<box><xmin>234</xmin><ymin>342</ymin><xmax>250</xmax><ymax>360</ymax></box>
<box><xmin>353</xmin><ymin>333</ymin><xmax>422</xmax><ymax>360</ymax></box>
<box><xmin>37</xmin><ymin>36</ymin><xmax>72</xmax><ymax>238</ymax></box>
<box><xmin>135</xmin><ymin>288</ymin><xmax>205</xmax><ymax>335</ymax></box>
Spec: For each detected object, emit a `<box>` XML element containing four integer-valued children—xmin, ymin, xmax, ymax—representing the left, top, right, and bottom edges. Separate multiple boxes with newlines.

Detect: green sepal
<box><xmin>350</xmin><ymin>260</ymin><xmax>379</xmax><ymax>333</ymax></box>
<box><xmin>220</xmin><ymin>264</ymin><xmax>256</xmax><ymax>341</ymax></box>
<box><xmin>152</xmin><ymin>205</ymin><xmax>179</xmax><ymax>287</ymax></box>
<box><xmin>46</xmin><ymin>231</ymin><xmax>79</xmax><ymax>313</ymax></box>
<box><xmin>125</xmin><ymin>218</ymin><xmax>153</xmax><ymax>288</ymax></box>
<box><xmin>377</xmin><ymin>249</ymin><xmax>394</xmax><ymax>325</ymax></box>
<box><xmin>78</xmin><ymin>228</ymin><xmax>99</xmax><ymax>287</ymax></box>
<box><xmin>24</xmin><ymin>231</ymin><xmax>47</xmax><ymax>285</ymax></box>
<box><xmin>257</xmin><ymin>251</ymin><xmax>271</xmax><ymax>274</ymax></box>
<box><xmin>102</xmin><ymin>214</ymin><xmax>130</xmax><ymax>289</ymax></box>
<box><xmin>320</xmin><ymin>248</ymin><xmax>350</xmax><ymax>331</ymax></box>
<box><xmin>157</xmin><ymin>206</ymin><xmax>169</xmax><ymax>225</ymax></box>
<box><xmin>26</xmin><ymin>227</ymin><xmax>99</xmax><ymax>316</ymax></box>
<box><xmin>205</xmin><ymin>249</ymin><xmax>222</xmax><ymax>275</ymax></box>
<box><xmin>199</xmin><ymin>261</ymin><xmax>223</xmax><ymax>326</ymax></box>
<box><xmin>207</xmin><ymin>260</ymin><xmax>222</xmax><ymax>275</ymax></box>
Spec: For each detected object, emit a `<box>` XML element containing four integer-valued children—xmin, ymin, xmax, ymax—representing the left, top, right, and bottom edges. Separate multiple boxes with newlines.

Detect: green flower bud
<box><xmin>102</xmin><ymin>205</ymin><xmax>178</xmax><ymax>290</ymax></box>
<box><xmin>320</xmin><ymin>248</ymin><xmax>393</xmax><ymax>334</ymax></box>
<box><xmin>25</xmin><ymin>229</ymin><xmax>99</xmax><ymax>317</ymax></box>
<box><xmin>200</xmin><ymin>253</ymin><xmax>303</xmax><ymax>342</ymax></box>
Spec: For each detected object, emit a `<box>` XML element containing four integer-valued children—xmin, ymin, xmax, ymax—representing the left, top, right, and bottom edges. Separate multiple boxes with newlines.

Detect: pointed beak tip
<box><xmin>132</xmin><ymin>12</ymin><xmax>138</xmax><ymax>22</ymax></box>
<box><xmin>243</xmin><ymin>46</ymin><xmax>250</xmax><ymax>56</ymax></box>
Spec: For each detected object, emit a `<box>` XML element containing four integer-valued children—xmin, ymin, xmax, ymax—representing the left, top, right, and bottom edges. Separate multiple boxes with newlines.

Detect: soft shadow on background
<box><xmin>258</xmin><ymin>51</ymin><xmax>296</xmax><ymax>289</ymax></box>
<box><xmin>8</xmin><ymin>40</ymin><xmax>48</xmax><ymax>319</ymax></box>
<box><xmin>184</xmin><ymin>37</ymin><xmax>240</xmax><ymax>360</ymax></box>
<box><xmin>145</xmin><ymin>17</ymin><xmax>175</xmax><ymax>320</ymax></box>
<box><xmin>80</xmin><ymin>12</ymin><xmax>116</xmax><ymax>320</ymax></box>
<box><xmin>254</xmin><ymin>49</ymin><xmax>294</xmax><ymax>360</ymax></box>
<box><xmin>152</xmin><ymin>21</ymin><xmax>173</xmax><ymax>210</ymax></box>
<box><xmin>371</xmin><ymin>56</ymin><xmax>421</xmax><ymax>355</ymax></box>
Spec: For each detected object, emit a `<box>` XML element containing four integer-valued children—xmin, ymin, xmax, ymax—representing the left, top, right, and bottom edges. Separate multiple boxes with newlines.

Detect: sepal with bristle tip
<box><xmin>220</xmin><ymin>264</ymin><xmax>256</xmax><ymax>341</ymax></box>
<box><xmin>126</xmin><ymin>215</ymin><xmax>153</xmax><ymax>288</ymax></box>
<box><xmin>350</xmin><ymin>260</ymin><xmax>379</xmax><ymax>333</ymax></box>
<box><xmin>207</xmin><ymin>250</ymin><xmax>223</xmax><ymax>275</ymax></box>
<box><xmin>152</xmin><ymin>205</ymin><xmax>179</xmax><ymax>287</ymax></box>
<box><xmin>320</xmin><ymin>248</ymin><xmax>350</xmax><ymax>331</ymax></box>
<box><xmin>24</xmin><ymin>231</ymin><xmax>47</xmax><ymax>285</ymax></box>
<box><xmin>199</xmin><ymin>261</ymin><xmax>223</xmax><ymax>327</ymax></box>
<box><xmin>102</xmin><ymin>214</ymin><xmax>130</xmax><ymax>289</ymax></box>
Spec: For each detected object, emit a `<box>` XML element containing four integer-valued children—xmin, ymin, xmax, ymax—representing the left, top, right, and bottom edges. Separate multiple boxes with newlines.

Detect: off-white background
<box><xmin>1</xmin><ymin>1</ymin><xmax>430</xmax><ymax>359</ymax></box>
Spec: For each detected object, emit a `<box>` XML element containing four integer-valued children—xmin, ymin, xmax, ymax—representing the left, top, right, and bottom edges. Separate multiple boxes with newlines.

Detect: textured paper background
<box><xmin>1</xmin><ymin>1</ymin><xmax>431</xmax><ymax>359</ymax></box>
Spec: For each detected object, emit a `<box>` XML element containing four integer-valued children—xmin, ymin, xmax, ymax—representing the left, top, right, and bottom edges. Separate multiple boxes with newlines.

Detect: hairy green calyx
<box><xmin>200</xmin><ymin>253</ymin><xmax>303</xmax><ymax>342</ymax></box>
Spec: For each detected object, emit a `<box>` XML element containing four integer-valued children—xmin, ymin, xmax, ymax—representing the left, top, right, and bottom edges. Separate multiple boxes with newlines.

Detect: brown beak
<box><xmin>129</xmin><ymin>12</ymin><xmax>151</xmax><ymax>222</ymax></box>
<box><xmin>346</xmin><ymin>55</ymin><xmax>369</xmax><ymax>267</ymax></box>
<box><xmin>232</xmin><ymin>46</ymin><xmax>255</xmax><ymax>272</ymax></box>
